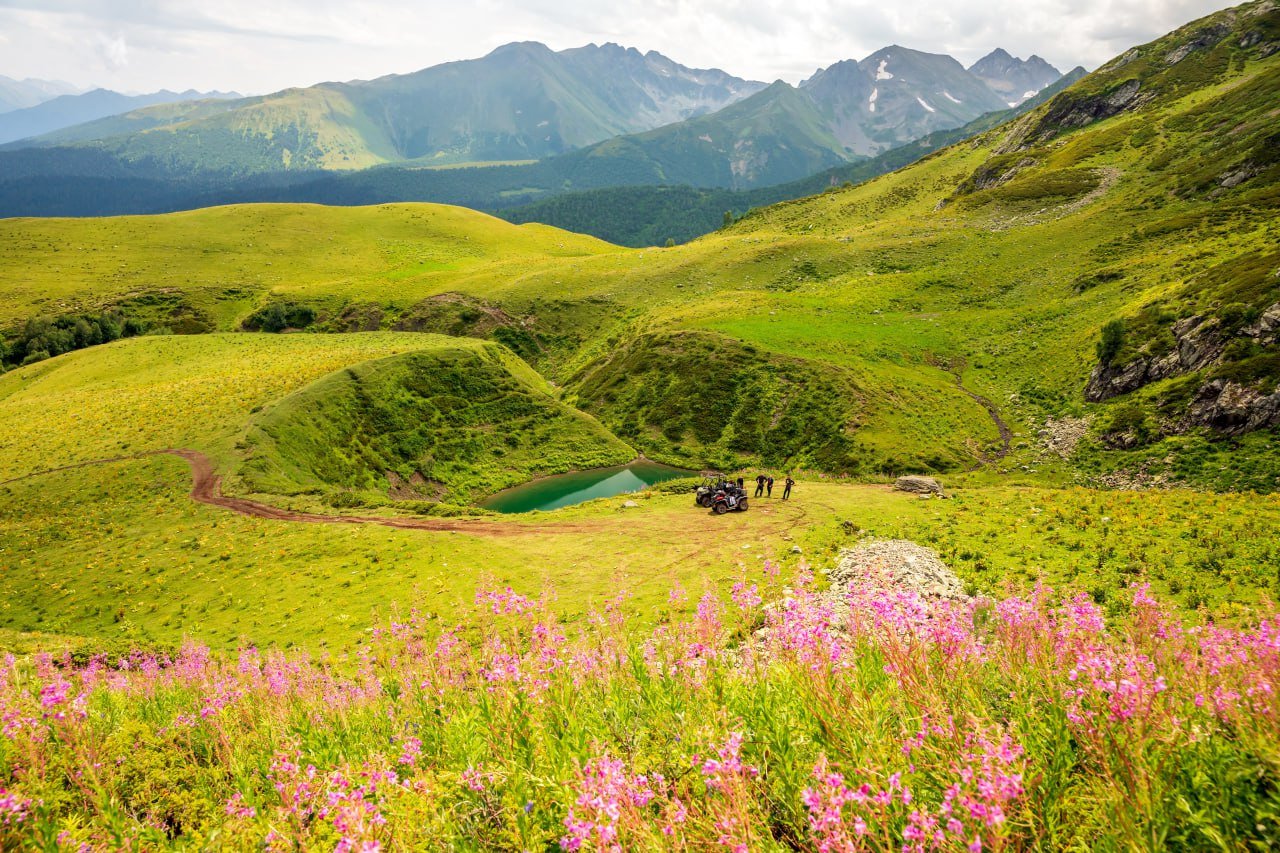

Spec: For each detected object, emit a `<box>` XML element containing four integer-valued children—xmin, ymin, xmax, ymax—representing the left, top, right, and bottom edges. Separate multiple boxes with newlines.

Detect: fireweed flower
<box><xmin>0</xmin><ymin>787</ymin><xmax>32</xmax><ymax>825</ymax></box>
<box><xmin>461</xmin><ymin>766</ymin><xmax>487</xmax><ymax>792</ymax></box>
<box><xmin>731</xmin><ymin>581</ymin><xmax>762</xmax><ymax>613</ymax></box>
<box><xmin>560</xmin><ymin>754</ymin><xmax>661</xmax><ymax>851</ymax></box>
<box><xmin>2</xmin><ymin>560</ymin><xmax>1278</xmax><ymax>849</ymax></box>
<box><xmin>701</xmin><ymin>731</ymin><xmax>758</xmax><ymax>790</ymax></box>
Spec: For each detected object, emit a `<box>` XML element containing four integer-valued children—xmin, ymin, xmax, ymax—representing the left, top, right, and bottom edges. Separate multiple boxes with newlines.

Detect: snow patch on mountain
<box><xmin>916</xmin><ymin>96</ymin><xmax>936</xmax><ymax>113</ymax></box>
<box><xmin>875</xmin><ymin>59</ymin><xmax>894</xmax><ymax>80</ymax></box>
<box><xmin>868</xmin><ymin>87</ymin><xmax>878</xmax><ymax>112</ymax></box>
<box><xmin>943</xmin><ymin>91</ymin><xmax>962</xmax><ymax>104</ymax></box>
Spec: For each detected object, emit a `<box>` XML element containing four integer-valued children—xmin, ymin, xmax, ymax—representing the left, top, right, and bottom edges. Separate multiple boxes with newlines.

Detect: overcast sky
<box><xmin>0</xmin><ymin>0</ymin><xmax>1241</xmax><ymax>95</ymax></box>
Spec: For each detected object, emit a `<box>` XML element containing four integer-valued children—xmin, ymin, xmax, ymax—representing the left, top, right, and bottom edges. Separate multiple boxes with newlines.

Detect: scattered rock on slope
<box><xmin>830</xmin><ymin>539</ymin><xmax>967</xmax><ymax>600</ymax></box>
<box><xmin>1039</xmin><ymin>416</ymin><xmax>1091</xmax><ymax>458</ymax></box>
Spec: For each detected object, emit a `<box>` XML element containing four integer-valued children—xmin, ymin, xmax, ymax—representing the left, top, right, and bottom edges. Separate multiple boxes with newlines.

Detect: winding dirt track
<box><xmin>3</xmin><ymin>450</ymin><xmax>825</xmax><ymax>545</ymax></box>
<box><xmin>3</xmin><ymin>450</ymin><xmax>551</xmax><ymax>537</ymax></box>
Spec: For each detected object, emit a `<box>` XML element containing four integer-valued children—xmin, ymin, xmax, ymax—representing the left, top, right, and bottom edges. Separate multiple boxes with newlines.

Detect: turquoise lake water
<box><xmin>480</xmin><ymin>460</ymin><xmax>690</xmax><ymax>513</ymax></box>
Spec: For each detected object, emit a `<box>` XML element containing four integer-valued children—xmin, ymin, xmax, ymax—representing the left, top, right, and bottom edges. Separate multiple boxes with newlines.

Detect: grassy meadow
<box><xmin>2</xmin><ymin>5</ymin><xmax>1280</xmax><ymax>847</ymax></box>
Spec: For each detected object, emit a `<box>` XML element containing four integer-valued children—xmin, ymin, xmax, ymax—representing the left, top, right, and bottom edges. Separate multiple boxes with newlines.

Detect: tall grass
<box><xmin>2</xmin><ymin>564</ymin><xmax>1278</xmax><ymax>850</ymax></box>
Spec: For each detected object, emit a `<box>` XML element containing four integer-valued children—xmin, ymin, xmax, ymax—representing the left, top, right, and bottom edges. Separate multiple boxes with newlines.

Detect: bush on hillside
<box><xmin>242</xmin><ymin>303</ymin><xmax>317</xmax><ymax>333</ymax></box>
<box><xmin>1096</xmin><ymin>319</ymin><xmax>1126</xmax><ymax>365</ymax></box>
<box><xmin>2</xmin><ymin>310</ymin><xmax>141</xmax><ymax>367</ymax></box>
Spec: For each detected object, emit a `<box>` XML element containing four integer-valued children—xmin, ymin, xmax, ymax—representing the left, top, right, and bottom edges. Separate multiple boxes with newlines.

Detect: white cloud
<box><xmin>94</xmin><ymin>32</ymin><xmax>129</xmax><ymax>70</ymax></box>
<box><xmin>0</xmin><ymin>0</ymin><xmax>1245</xmax><ymax>95</ymax></box>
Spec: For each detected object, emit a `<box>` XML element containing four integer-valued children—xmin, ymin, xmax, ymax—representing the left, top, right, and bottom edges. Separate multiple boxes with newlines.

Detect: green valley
<box><xmin>2</xmin><ymin>3</ymin><xmax>1280</xmax><ymax>850</ymax></box>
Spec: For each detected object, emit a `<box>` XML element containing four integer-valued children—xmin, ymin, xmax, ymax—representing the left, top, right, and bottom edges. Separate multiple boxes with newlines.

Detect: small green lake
<box><xmin>481</xmin><ymin>460</ymin><xmax>691</xmax><ymax>513</ymax></box>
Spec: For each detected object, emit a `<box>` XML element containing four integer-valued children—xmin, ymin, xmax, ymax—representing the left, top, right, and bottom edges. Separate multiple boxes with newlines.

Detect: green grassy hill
<box><xmin>547</xmin><ymin>81</ymin><xmax>853</xmax><ymax>190</ymax></box>
<box><xmin>3</xmin><ymin>331</ymin><xmax>1278</xmax><ymax>654</ymax></box>
<box><xmin>0</xmin><ymin>203</ymin><xmax>620</xmax><ymax>334</ymax></box>
<box><xmin>3</xmin><ymin>0</ymin><xmax>1278</xmax><ymax>485</ymax></box>
<box><xmin>239</xmin><ymin>342</ymin><xmax>633</xmax><ymax>506</ymax></box>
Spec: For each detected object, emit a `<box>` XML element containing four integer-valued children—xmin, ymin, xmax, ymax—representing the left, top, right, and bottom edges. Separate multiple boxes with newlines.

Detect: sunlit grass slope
<box><xmin>0</xmin><ymin>203</ymin><xmax>620</xmax><ymax>328</ymax></box>
<box><xmin>4</xmin><ymin>450</ymin><xmax>1278</xmax><ymax>651</ymax></box>
<box><xmin>0</xmin><ymin>333</ymin><xmax>471</xmax><ymax>479</ymax></box>
<box><xmin>238</xmin><ymin>343</ymin><xmax>634</xmax><ymax>506</ymax></box>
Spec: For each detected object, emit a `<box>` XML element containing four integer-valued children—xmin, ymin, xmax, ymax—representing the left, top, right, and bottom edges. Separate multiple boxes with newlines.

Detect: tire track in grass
<box><xmin>2</xmin><ymin>450</ymin><xmax>571</xmax><ymax>537</ymax></box>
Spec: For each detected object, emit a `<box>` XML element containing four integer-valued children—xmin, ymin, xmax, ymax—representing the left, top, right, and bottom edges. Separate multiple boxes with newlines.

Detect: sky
<box><xmin>0</xmin><ymin>0</ymin><xmax>1243</xmax><ymax>95</ymax></box>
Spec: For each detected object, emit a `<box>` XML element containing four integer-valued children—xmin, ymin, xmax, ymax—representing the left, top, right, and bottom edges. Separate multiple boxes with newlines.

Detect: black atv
<box><xmin>710</xmin><ymin>483</ymin><xmax>748</xmax><ymax>514</ymax></box>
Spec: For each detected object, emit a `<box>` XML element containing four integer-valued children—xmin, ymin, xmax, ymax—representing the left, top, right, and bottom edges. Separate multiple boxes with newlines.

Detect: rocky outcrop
<box><xmin>968</xmin><ymin>157</ymin><xmax>1037</xmax><ymax>192</ymax></box>
<box><xmin>1001</xmin><ymin>79</ymin><xmax>1150</xmax><ymax>152</ymax></box>
<box><xmin>1164</xmin><ymin>23</ymin><xmax>1232</xmax><ymax>64</ymax></box>
<box><xmin>1087</xmin><ymin>302</ymin><xmax>1280</xmax><ymax>404</ymax></box>
<box><xmin>1085</xmin><ymin>300</ymin><xmax>1280</xmax><ymax>438</ymax></box>
<box><xmin>1245</xmin><ymin>302</ymin><xmax>1280</xmax><ymax>341</ymax></box>
<box><xmin>830</xmin><ymin>540</ymin><xmax>967</xmax><ymax>600</ymax></box>
<box><xmin>1182</xmin><ymin>379</ymin><xmax>1280</xmax><ymax>435</ymax></box>
<box><xmin>894</xmin><ymin>475</ymin><xmax>945</xmax><ymax>496</ymax></box>
<box><xmin>1085</xmin><ymin>314</ymin><xmax>1227</xmax><ymax>402</ymax></box>
<box><xmin>1046</xmin><ymin>79</ymin><xmax>1144</xmax><ymax>131</ymax></box>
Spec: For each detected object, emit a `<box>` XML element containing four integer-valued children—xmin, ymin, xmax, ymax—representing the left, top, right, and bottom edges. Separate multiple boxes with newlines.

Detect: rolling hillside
<box><xmin>4</xmin><ymin>5</ymin><xmax>1280</xmax><ymax>850</ymax></box>
<box><xmin>1</xmin><ymin>0</ymin><xmax>1276</xmax><ymax>490</ymax></box>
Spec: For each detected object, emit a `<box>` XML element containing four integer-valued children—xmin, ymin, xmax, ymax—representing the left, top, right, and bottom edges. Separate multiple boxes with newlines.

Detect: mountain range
<box><xmin>0</xmin><ymin>44</ymin><xmax>1068</xmax><ymax>218</ymax></box>
<box><xmin>0</xmin><ymin>88</ymin><xmax>240</xmax><ymax>145</ymax></box>
<box><xmin>0</xmin><ymin>75</ymin><xmax>80</xmax><ymax>113</ymax></box>
<box><xmin>968</xmin><ymin>48</ymin><xmax>1063</xmax><ymax>105</ymax></box>
<box><xmin>550</xmin><ymin>46</ymin><xmax>1066</xmax><ymax>189</ymax></box>
<box><xmin>5</xmin><ymin>43</ymin><xmax>765</xmax><ymax>171</ymax></box>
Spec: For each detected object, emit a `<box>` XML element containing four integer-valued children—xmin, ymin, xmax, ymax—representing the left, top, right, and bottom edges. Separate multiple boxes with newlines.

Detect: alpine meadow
<box><xmin>1</xmin><ymin>1</ymin><xmax>1280</xmax><ymax>850</ymax></box>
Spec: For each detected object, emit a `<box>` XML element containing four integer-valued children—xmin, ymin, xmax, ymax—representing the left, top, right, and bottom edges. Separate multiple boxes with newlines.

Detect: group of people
<box><xmin>752</xmin><ymin>472</ymin><xmax>795</xmax><ymax>500</ymax></box>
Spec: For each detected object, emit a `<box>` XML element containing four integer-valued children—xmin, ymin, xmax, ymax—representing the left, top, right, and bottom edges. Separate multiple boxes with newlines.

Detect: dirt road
<box><xmin>3</xmin><ymin>449</ymin><xmax>821</xmax><ymax>541</ymax></box>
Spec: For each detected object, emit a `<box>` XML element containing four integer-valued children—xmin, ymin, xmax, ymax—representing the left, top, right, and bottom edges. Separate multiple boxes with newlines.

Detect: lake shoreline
<box><xmin>480</xmin><ymin>458</ymin><xmax>694</xmax><ymax>514</ymax></box>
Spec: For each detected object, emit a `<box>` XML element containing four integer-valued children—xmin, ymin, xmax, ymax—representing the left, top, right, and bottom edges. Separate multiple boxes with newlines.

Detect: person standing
<box><xmin>754</xmin><ymin>474</ymin><xmax>766</xmax><ymax>497</ymax></box>
<box><xmin>766</xmin><ymin>476</ymin><xmax>774</xmax><ymax>497</ymax></box>
<box><xmin>782</xmin><ymin>475</ymin><xmax>794</xmax><ymax>500</ymax></box>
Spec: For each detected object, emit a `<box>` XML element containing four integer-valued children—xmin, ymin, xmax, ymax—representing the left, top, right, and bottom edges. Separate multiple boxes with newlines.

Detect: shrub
<box><xmin>3</xmin><ymin>309</ymin><xmax>139</xmax><ymax>367</ymax></box>
<box><xmin>1218</xmin><ymin>301</ymin><xmax>1260</xmax><ymax>333</ymax></box>
<box><xmin>243</xmin><ymin>303</ymin><xmax>316</xmax><ymax>333</ymax></box>
<box><xmin>1106</xmin><ymin>403</ymin><xmax>1153</xmax><ymax>445</ymax></box>
<box><xmin>1097</xmin><ymin>319</ymin><xmax>1126</xmax><ymax>365</ymax></box>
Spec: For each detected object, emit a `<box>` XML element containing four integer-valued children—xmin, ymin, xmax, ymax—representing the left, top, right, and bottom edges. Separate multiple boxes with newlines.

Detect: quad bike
<box><xmin>710</xmin><ymin>486</ymin><xmax>748</xmax><ymax>514</ymax></box>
